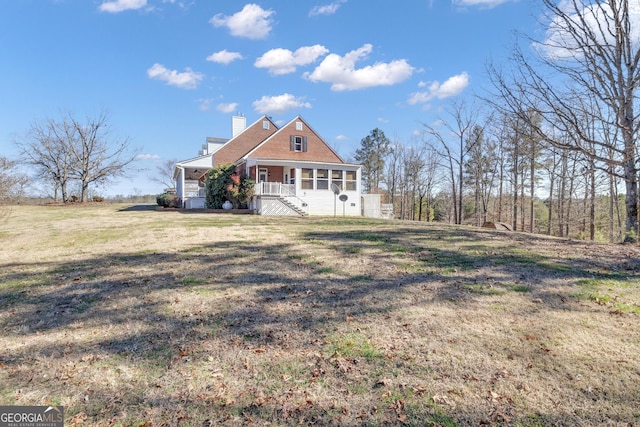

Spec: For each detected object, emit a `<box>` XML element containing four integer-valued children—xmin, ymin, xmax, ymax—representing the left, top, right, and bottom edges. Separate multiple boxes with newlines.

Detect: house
<box><xmin>174</xmin><ymin>114</ymin><xmax>362</xmax><ymax>216</ymax></box>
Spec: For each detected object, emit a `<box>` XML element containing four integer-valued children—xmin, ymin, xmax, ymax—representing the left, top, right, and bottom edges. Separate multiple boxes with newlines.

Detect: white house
<box><xmin>174</xmin><ymin>115</ymin><xmax>362</xmax><ymax>216</ymax></box>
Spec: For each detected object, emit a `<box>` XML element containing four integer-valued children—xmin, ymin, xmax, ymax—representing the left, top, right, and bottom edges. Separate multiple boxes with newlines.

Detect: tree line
<box><xmin>355</xmin><ymin>0</ymin><xmax>640</xmax><ymax>243</ymax></box>
<box><xmin>355</xmin><ymin>104</ymin><xmax>627</xmax><ymax>243</ymax></box>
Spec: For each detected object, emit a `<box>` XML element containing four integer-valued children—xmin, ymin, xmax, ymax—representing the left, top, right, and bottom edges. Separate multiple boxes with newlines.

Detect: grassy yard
<box><xmin>0</xmin><ymin>204</ymin><xmax>639</xmax><ymax>426</ymax></box>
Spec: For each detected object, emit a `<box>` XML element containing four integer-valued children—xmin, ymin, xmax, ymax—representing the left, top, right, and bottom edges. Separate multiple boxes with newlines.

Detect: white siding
<box><xmin>298</xmin><ymin>190</ymin><xmax>361</xmax><ymax>216</ymax></box>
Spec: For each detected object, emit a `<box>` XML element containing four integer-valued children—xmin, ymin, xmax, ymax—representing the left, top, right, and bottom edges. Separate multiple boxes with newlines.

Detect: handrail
<box><xmin>282</xmin><ymin>194</ymin><xmax>309</xmax><ymax>215</ymax></box>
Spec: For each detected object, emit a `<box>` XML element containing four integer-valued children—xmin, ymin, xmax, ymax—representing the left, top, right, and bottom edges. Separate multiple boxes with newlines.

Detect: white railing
<box><xmin>253</xmin><ymin>182</ymin><xmax>308</xmax><ymax>216</ymax></box>
<box><xmin>254</xmin><ymin>182</ymin><xmax>295</xmax><ymax>196</ymax></box>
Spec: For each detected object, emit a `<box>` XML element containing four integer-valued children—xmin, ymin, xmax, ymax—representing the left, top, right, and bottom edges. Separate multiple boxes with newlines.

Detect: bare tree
<box><xmin>68</xmin><ymin>112</ymin><xmax>139</xmax><ymax>201</ymax></box>
<box><xmin>421</xmin><ymin>147</ymin><xmax>440</xmax><ymax>222</ymax></box>
<box><xmin>150</xmin><ymin>158</ymin><xmax>178</xmax><ymax>190</ymax></box>
<box><xmin>402</xmin><ymin>144</ymin><xmax>428</xmax><ymax>221</ymax></box>
<box><xmin>0</xmin><ymin>157</ymin><xmax>27</xmax><ymax>202</ymax></box>
<box><xmin>422</xmin><ymin>100</ymin><xmax>480</xmax><ymax>225</ymax></box>
<box><xmin>465</xmin><ymin>125</ymin><xmax>498</xmax><ymax>226</ymax></box>
<box><xmin>16</xmin><ymin>112</ymin><xmax>139</xmax><ymax>202</ymax></box>
<box><xmin>488</xmin><ymin>0</ymin><xmax>640</xmax><ymax>242</ymax></box>
<box><xmin>16</xmin><ymin>116</ymin><xmax>76</xmax><ymax>202</ymax></box>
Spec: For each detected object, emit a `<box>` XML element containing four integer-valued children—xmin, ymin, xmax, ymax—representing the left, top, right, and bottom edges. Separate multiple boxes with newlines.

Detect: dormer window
<box><xmin>290</xmin><ymin>135</ymin><xmax>307</xmax><ymax>152</ymax></box>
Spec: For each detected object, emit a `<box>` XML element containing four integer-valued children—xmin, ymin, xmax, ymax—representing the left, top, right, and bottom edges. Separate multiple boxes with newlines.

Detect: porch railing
<box><xmin>254</xmin><ymin>182</ymin><xmax>295</xmax><ymax>196</ymax></box>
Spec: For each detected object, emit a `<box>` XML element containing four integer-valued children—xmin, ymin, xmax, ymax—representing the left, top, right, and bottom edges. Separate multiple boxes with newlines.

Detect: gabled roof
<box><xmin>241</xmin><ymin>115</ymin><xmax>345</xmax><ymax>164</ymax></box>
<box><xmin>212</xmin><ymin>115</ymin><xmax>278</xmax><ymax>167</ymax></box>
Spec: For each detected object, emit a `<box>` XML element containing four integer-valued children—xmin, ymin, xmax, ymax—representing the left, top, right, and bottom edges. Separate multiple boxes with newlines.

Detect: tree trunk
<box><xmin>623</xmin><ymin>158</ymin><xmax>639</xmax><ymax>242</ymax></box>
<box><xmin>590</xmin><ymin>163</ymin><xmax>595</xmax><ymax>240</ymax></box>
<box><xmin>458</xmin><ymin>152</ymin><xmax>464</xmax><ymax>225</ymax></box>
<box><xmin>530</xmin><ymin>144</ymin><xmax>535</xmax><ymax>234</ymax></box>
<box><xmin>513</xmin><ymin>142</ymin><xmax>519</xmax><ymax>231</ymax></box>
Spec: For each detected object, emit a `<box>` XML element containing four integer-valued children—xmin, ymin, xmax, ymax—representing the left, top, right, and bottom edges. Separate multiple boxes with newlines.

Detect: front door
<box><xmin>259</xmin><ymin>168</ymin><xmax>268</xmax><ymax>183</ymax></box>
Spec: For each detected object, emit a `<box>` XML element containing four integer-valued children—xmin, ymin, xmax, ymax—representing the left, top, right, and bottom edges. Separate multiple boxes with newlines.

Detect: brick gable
<box><xmin>248</xmin><ymin>118</ymin><xmax>343</xmax><ymax>163</ymax></box>
<box><xmin>213</xmin><ymin>117</ymin><xmax>277</xmax><ymax>167</ymax></box>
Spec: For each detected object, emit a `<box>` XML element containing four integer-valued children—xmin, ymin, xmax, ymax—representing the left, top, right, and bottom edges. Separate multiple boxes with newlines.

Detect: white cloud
<box><xmin>147</xmin><ymin>63</ymin><xmax>204</xmax><ymax>89</ymax></box>
<box><xmin>206</xmin><ymin>50</ymin><xmax>244</xmax><ymax>65</ymax></box>
<box><xmin>210</xmin><ymin>4</ymin><xmax>275</xmax><ymax>40</ymax></box>
<box><xmin>452</xmin><ymin>0</ymin><xmax>512</xmax><ymax>8</ymax></box>
<box><xmin>377</xmin><ymin>117</ymin><xmax>390</xmax><ymax>124</ymax></box>
<box><xmin>99</xmin><ymin>0</ymin><xmax>146</xmax><ymax>12</ymax></box>
<box><xmin>407</xmin><ymin>72</ymin><xmax>469</xmax><ymax>104</ymax></box>
<box><xmin>255</xmin><ymin>45</ymin><xmax>329</xmax><ymax>75</ymax></box>
<box><xmin>336</xmin><ymin>134</ymin><xmax>349</xmax><ymax>141</ymax></box>
<box><xmin>217</xmin><ymin>102</ymin><xmax>239</xmax><ymax>113</ymax></box>
<box><xmin>136</xmin><ymin>153</ymin><xmax>161</xmax><ymax>160</ymax></box>
<box><xmin>539</xmin><ymin>1</ymin><xmax>640</xmax><ymax>60</ymax></box>
<box><xmin>305</xmin><ymin>44</ymin><xmax>414</xmax><ymax>91</ymax></box>
<box><xmin>309</xmin><ymin>1</ymin><xmax>346</xmax><ymax>16</ymax></box>
<box><xmin>252</xmin><ymin>93</ymin><xmax>312</xmax><ymax>115</ymax></box>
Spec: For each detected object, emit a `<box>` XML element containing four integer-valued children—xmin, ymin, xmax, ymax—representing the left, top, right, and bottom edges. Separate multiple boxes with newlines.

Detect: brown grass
<box><xmin>1</xmin><ymin>203</ymin><xmax>639</xmax><ymax>426</ymax></box>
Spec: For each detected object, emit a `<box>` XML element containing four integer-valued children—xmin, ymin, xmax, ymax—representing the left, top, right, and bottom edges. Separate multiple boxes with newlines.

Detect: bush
<box><xmin>92</xmin><ymin>196</ymin><xmax>104</xmax><ymax>202</ymax></box>
<box><xmin>156</xmin><ymin>193</ymin><xmax>180</xmax><ymax>208</ymax></box>
<box><xmin>205</xmin><ymin>164</ymin><xmax>254</xmax><ymax>209</ymax></box>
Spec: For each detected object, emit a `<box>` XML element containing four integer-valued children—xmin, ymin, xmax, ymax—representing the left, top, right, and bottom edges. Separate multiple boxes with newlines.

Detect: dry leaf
<box><xmin>489</xmin><ymin>390</ymin><xmax>502</xmax><ymax>402</ymax></box>
<box><xmin>433</xmin><ymin>393</ymin><xmax>455</xmax><ymax>407</ymax></box>
<box><xmin>412</xmin><ymin>386</ymin><xmax>426</xmax><ymax>395</ymax></box>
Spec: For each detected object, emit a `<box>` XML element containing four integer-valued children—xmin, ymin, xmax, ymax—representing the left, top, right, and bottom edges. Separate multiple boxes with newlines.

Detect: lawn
<box><xmin>1</xmin><ymin>204</ymin><xmax>639</xmax><ymax>426</ymax></box>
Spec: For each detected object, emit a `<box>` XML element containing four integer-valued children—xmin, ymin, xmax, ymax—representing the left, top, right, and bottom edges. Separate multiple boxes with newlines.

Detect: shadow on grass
<box><xmin>1</xmin><ymin>222</ymin><xmax>639</xmax><ymax>425</ymax></box>
<box><xmin>116</xmin><ymin>204</ymin><xmax>159</xmax><ymax>211</ymax></box>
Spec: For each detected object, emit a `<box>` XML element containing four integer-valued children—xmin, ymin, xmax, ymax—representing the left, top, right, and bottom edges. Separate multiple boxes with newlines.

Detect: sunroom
<box><xmin>243</xmin><ymin>159</ymin><xmax>361</xmax><ymax>216</ymax></box>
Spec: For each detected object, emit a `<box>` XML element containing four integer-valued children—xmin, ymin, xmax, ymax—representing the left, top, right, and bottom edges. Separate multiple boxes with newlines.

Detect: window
<box><xmin>262</xmin><ymin>120</ymin><xmax>270</xmax><ymax>130</ymax></box>
<box><xmin>296</xmin><ymin>121</ymin><xmax>303</xmax><ymax>131</ymax></box>
<box><xmin>345</xmin><ymin>170</ymin><xmax>357</xmax><ymax>191</ymax></box>
<box><xmin>290</xmin><ymin>135</ymin><xmax>307</xmax><ymax>152</ymax></box>
<box><xmin>301</xmin><ymin>168</ymin><xmax>314</xmax><ymax>189</ymax></box>
<box><xmin>317</xmin><ymin>169</ymin><xmax>329</xmax><ymax>190</ymax></box>
<box><xmin>331</xmin><ymin>170</ymin><xmax>343</xmax><ymax>190</ymax></box>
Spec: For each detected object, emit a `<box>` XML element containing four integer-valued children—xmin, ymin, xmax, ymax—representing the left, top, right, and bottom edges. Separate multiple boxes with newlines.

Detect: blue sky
<box><xmin>0</xmin><ymin>0</ymin><xmax>537</xmax><ymax>196</ymax></box>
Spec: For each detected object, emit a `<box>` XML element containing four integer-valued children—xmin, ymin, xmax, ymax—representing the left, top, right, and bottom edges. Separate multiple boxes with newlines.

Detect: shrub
<box><xmin>156</xmin><ymin>193</ymin><xmax>179</xmax><ymax>208</ymax></box>
<box><xmin>205</xmin><ymin>164</ymin><xmax>254</xmax><ymax>209</ymax></box>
